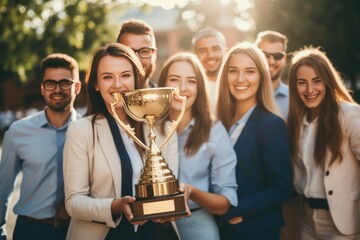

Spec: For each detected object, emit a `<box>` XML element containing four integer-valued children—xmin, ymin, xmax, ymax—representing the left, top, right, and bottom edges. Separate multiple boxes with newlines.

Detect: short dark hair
<box><xmin>116</xmin><ymin>19</ymin><xmax>156</xmax><ymax>46</ymax></box>
<box><xmin>255</xmin><ymin>30</ymin><xmax>288</xmax><ymax>51</ymax></box>
<box><xmin>41</xmin><ymin>53</ymin><xmax>79</xmax><ymax>81</ymax></box>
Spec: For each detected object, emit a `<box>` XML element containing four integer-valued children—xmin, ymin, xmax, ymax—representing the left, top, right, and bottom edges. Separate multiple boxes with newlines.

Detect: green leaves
<box><xmin>0</xmin><ymin>0</ymin><xmax>121</xmax><ymax>82</ymax></box>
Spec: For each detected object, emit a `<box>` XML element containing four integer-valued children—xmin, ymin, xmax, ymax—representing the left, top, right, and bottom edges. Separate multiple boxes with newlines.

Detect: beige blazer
<box><xmin>294</xmin><ymin>102</ymin><xmax>360</xmax><ymax>235</ymax></box>
<box><xmin>325</xmin><ymin>102</ymin><xmax>360</xmax><ymax>235</ymax></box>
<box><xmin>63</xmin><ymin>116</ymin><xmax>179</xmax><ymax>240</ymax></box>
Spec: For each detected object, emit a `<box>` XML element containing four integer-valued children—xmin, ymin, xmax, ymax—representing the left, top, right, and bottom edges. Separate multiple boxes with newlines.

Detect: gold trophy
<box><xmin>110</xmin><ymin>87</ymin><xmax>187</xmax><ymax>222</ymax></box>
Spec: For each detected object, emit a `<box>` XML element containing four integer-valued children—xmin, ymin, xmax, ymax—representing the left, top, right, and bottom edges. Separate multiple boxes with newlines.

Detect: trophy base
<box><xmin>131</xmin><ymin>193</ymin><xmax>187</xmax><ymax>222</ymax></box>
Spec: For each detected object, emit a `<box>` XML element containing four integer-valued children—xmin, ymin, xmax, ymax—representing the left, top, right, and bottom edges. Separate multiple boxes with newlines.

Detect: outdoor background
<box><xmin>0</xmin><ymin>0</ymin><xmax>360</xmax><ymax>238</ymax></box>
<box><xmin>1</xmin><ymin>0</ymin><xmax>360</xmax><ymax>116</ymax></box>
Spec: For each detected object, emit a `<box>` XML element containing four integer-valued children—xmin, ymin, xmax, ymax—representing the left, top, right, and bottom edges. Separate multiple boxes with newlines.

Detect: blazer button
<box><xmin>325</xmin><ymin>170</ymin><xmax>329</xmax><ymax>176</ymax></box>
<box><xmin>328</xmin><ymin>190</ymin><xmax>333</xmax><ymax>195</ymax></box>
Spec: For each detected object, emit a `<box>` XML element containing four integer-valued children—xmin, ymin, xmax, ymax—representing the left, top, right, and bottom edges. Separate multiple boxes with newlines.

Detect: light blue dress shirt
<box><xmin>178</xmin><ymin>120</ymin><xmax>238</xmax><ymax>209</ymax></box>
<box><xmin>0</xmin><ymin>109</ymin><xmax>80</xmax><ymax>234</ymax></box>
<box><xmin>274</xmin><ymin>81</ymin><xmax>289</xmax><ymax>119</ymax></box>
<box><xmin>176</xmin><ymin>120</ymin><xmax>237</xmax><ymax>240</ymax></box>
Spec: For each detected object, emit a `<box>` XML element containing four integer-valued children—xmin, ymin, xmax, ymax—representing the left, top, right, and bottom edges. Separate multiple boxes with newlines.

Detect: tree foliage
<box><xmin>0</xmin><ymin>0</ymin><xmax>125</xmax><ymax>83</ymax></box>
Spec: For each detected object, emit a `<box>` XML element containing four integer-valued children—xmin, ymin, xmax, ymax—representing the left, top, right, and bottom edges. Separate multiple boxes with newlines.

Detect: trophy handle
<box><xmin>159</xmin><ymin>88</ymin><xmax>186</xmax><ymax>150</ymax></box>
<box><xmin>110</xmin><ymin>93</ymin><xmax>149</xmax><ymax>151</ymax></box>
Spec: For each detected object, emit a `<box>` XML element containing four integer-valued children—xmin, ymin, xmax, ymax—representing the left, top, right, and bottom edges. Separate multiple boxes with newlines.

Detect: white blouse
<box><xmin>293</xmin><ymin>116</ymin><xmax>327</xmax><ymax>198</ymax></box>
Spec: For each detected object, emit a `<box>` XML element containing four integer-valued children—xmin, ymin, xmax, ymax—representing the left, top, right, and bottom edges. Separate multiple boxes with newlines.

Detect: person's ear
<box><xmin>75</xmin><ymin>82</ymin><xmax>82</xmax><ymax>94</ymax></box>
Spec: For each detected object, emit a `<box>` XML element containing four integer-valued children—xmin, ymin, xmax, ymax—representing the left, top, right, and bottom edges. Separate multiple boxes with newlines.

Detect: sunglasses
<box><xmin>262</xmin><ymin>51</ymin><xmax>285</xmax><ymax>60</ymax></box>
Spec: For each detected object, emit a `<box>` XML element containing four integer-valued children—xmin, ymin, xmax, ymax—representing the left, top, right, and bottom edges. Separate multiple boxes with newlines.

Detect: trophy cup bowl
<box><xmin>111</xmin><ymin>87</ymin><xmax>188</xmax><ymax>222</ymax></box>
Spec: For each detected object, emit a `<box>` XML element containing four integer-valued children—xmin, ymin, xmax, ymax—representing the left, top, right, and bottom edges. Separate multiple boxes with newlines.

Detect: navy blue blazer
<box><xmin>223</xmin><ymin>105</ymin><xmax>293</xmax><ymax>233</ymax></box>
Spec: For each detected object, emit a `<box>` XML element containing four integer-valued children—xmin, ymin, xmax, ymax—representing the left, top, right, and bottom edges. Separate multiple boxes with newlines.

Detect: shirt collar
<box><xmin>274</xmin><ymin>81</ymin><xmax>289</xmax><ymax>97</ymax></box>
<box><xmin>38</xmin><ymin>110</ymin><xmax>49</xmax><ymax>128</ymax></box>
<box><xmin>302</xmin><ymin>114</ymin><xmax>318</xmax><ymax>126</ymax></box>
<box><xmin>231</xmin><ymin>104</ymin><xmax>256</xmax><ymax>130</ymax></box>
<box><xmin>185</xmin><ymin>118</ymin><xmax>195</xmax><ymax>130</ymax></box>
<box><xmin>40</xmin><ymin>108</ymin><xmax>79</xmax><ymax>129</ymax></box>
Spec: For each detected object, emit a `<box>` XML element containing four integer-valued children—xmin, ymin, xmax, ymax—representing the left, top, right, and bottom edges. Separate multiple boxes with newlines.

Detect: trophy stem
<box><xmin>146</xmin><ymin>115</ymin><xmax>160</xmax><ymax>156</ymax></box>
<box><xmin>135</xmin><ymin>115</ymin><xmax>178</xmax><ymax>197</ymax></box>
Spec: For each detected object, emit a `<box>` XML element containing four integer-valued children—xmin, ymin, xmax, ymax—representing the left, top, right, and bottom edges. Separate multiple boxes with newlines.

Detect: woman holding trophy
<box><xmin>216</xmin><ymin>42</ymin><xmax>292</xmax><ymax>239</ymax></box>
<box><xmin>63</xmin><ymin>43</ymin><xmax>180</xmax><ymax>240</ymax></box>
<box><xmin>158</xmin><ymin>52</ymin><xmax>238</xmax><ymax>240</ymax></box>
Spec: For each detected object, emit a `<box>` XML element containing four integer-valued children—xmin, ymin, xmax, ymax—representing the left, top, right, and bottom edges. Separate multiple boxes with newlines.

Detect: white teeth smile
<box><xmin>52</xmin><ymin>96</ymin><xmax>64</xmax><ymax>100</ymax></box>
<box><xmin>235</xmin><ymin>86</ymin><xmax>249</xmax><ymax>90</ymax></box>
<box><xmin>305</xmin><ymin>95</ymin><xmax>318</xmax><ymax>99</ymax></box>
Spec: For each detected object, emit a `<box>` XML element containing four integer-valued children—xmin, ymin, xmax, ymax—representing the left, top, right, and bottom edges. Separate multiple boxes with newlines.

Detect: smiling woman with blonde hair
<box><xmin>217</xmin><ymin>42</ymin><xmax>292</xmax><ymax>240</ymax></box>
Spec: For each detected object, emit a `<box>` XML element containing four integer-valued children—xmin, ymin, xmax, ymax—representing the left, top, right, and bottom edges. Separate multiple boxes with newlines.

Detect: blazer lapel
<box><xmin>234</xmin><ymin>105</ymin><xmax>260</xmax><ymax>147</ymax></box>
<box><xmin>96</xmin><ymin>118</ymin><xmax>122</xmax><ymax>197</ymax></box>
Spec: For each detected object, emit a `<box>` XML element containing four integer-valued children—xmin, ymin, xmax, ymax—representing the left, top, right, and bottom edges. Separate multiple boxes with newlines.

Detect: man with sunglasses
<box><xmin>116</xmin><ymin>19</ymin><xmax>157</xmax><ymax>88</ymax></box>
<box><xmin>255</xmin><ymin>30</ymin><xmax>289</xmax><ymax>119</ymax></box>
<box><xmin>0</xmin><ymin>53</ymin><xmax>81</xmax><ymax>240</ymax></box>
<box><xmin>255</xmin><ymin>31</ymin><xmax>300</xmax><ymax>240</ymax></box>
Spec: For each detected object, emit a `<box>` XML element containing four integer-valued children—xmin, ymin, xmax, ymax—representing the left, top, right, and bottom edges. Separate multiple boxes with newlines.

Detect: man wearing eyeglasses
<box><xmin>116</xmin><ymin>19</ymin><xmax>157</xmax><ymax>88</ymax></box>
<box><xmin>255</xmin><ymin>30</ymin><xmax>289</xmax><ymax>119</ymax></box>
<box><xmin>0</xmin><ymin>53</ymin><xmax>81</xmax><ymax>240</ymax></box>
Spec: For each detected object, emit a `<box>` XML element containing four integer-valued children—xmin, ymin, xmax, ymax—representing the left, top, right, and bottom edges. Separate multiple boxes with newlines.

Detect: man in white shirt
<box><xmin>192</xmin><ymin>28</ymin><xmax>227</xmax><ymax>113</ymax></box>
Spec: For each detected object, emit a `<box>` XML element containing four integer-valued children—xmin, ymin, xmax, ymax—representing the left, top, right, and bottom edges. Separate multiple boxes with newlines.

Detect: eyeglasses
<box><xmin>262</xmin><ymin>51</ymin><xmax>285</xmax><ymax>60</ymax></box>
<box><xmin>42</xmin><ymin>79</ymin><xmax>77</xmax><ymax>90</ymax></box>
<box><xmin>132</xmin><ymin>47</ymin><xmax>155</xmax><ymax>59</ymax></box>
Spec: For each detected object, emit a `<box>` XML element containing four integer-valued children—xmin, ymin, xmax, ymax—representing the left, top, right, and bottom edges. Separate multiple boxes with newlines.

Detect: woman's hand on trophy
<box><xmin>179</xmin><ymin>182</ymin><xmax>193</xmax><ymax>200</ymax></box>
<box><xmin>111</xmin><ymin>196</ymin><xmax>147</xmax><ymax>225</ymax></box>
<box><xmin>179</xmin><ymin>182</ymin><xmax>231</xmax><ymax>215</ymax></box>
<box><xmin>149</xmin><ymin>183</ymin><xmax>192</xmax><ymax>223</ymax></box>
<box><xmin>179</xmin><ymin>183</ymin><xmax>192</xmax><ymax>216</ymax></box>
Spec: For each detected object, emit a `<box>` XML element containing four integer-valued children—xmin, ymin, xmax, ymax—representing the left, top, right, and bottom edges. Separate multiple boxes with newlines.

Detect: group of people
<box><xmin>0</xmin><ymin>18</ymin><xmax>359</xmax><ymax>240</ymax></box>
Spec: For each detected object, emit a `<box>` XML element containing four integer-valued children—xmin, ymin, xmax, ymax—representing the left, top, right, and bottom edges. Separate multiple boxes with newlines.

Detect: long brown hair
<box><xmin>216</xmin><ymin>42</ymin><xmax>280</xmax><ymax>131</ymax></box>
<box><xmin>84</xmin><ymin>43</ymin><xmax>146</xmax><ymax>155</ymax></box>
<box><xmin>158</xmin><ymin>52</ymin><xmax>212</xmax><ymax>156</ymax></box>
<box><xmin>287</xmin><ymin>47</ymin><xmax>354</xmax><ymax>165</ymax></box>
